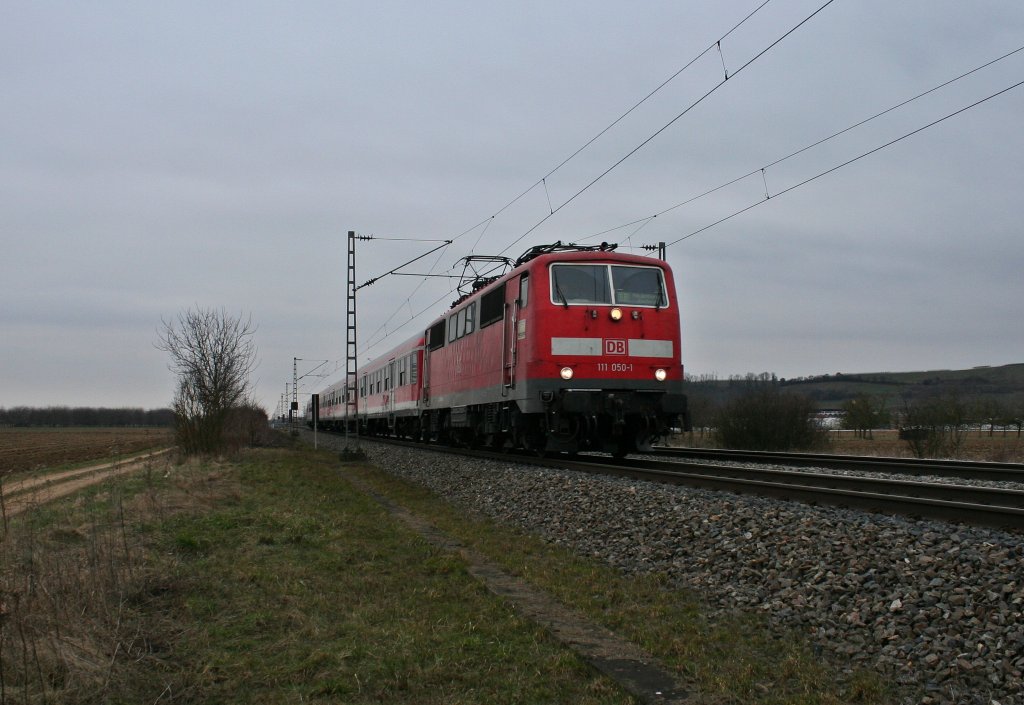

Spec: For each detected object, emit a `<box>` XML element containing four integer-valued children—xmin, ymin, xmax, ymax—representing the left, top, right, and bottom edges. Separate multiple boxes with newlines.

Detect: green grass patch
<box><xmin>1</xmin><ymin>448</ymin><xmax>635</xmax><ymax>704</ymax></box>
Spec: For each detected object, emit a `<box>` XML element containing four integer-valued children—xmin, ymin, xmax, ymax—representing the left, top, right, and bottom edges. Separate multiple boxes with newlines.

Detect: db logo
<box><xmin>604</xmin><ymin>339</ymin><xmax>627</xmax><ymax>355</ymax></box>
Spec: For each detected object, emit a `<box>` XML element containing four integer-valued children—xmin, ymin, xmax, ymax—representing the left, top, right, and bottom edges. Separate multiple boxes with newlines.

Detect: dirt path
<box><xmin>1</xmin><ymin>448</ymin><xmax>173</xmax><ymax>517</ymax></box>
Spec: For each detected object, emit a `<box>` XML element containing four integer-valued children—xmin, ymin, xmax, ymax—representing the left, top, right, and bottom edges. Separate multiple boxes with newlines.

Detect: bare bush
<box><xmin>713</xmin><ymin>387</ymin><xmax>826</xmax><ymax>451</ymax></box>
<box><xmin>156</xmin><ymin>308</ymin><xmax>259</xmax><ymax>455</ymax></box>
<box><xmin>899</xmin><ymin>392</ymin><xmax>971</xmax><ymax>459</ymax></box>
<box><xmin>222</xmin><ymin>402</ymin><xmax>272</xmax><ymax>451</ymax></box>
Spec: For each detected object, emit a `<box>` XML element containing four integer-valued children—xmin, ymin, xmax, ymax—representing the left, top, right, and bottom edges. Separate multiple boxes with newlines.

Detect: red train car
<box><xmin>314</xmin><ymin>242</ymin><xmax>689</xmax><ymax>456</ymax></box>
<box><xmin>313</xmin><ymin>334</ymin><xmax>424</xmax><ymax>437</ymax></box>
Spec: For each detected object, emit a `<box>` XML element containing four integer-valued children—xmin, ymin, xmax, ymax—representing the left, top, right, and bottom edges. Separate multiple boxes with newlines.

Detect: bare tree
<box><xmin>898</xmin><ymin>391</ymin><xmax>970</xmax><ymax>459</ymax></box>
<box><xmin>842</xmin><ymin>393</ymin><xmax>890</xmax><ymax>439</ymax></box>
<box><xmin>713</xmin><ymin>387</ymin><xmax>826</xmax><ymax>451</ymax></box>
<box><xmin>156</xmin><ymin>307</ymin><xmax>258</xmax><ymax>454</ymax></box>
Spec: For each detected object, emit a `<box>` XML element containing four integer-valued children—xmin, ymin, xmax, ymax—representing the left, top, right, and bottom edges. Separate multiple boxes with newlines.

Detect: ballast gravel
<box><xmin>322</xmin><ymin>436</ymin><xmax>1022</xmax><ymax>705</ymax></box>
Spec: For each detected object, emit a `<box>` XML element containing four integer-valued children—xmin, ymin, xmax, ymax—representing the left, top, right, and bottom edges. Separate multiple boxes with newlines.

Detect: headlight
<box><xmin>654</xmin><ymin>368</ymin><xmax>667</xmax><ymax>382</ymax></box>
<box><xmin>610</xmin><ymin>307</ymin><xmax>623</xmax><ymax>321</ymax></box>
<box><xmin>560</xmin><ymin>366</ymin><xmax>574</xmax><ymax>380</ymax></box>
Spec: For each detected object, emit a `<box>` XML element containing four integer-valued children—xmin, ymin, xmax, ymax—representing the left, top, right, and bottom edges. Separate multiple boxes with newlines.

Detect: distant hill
<box><xmin>685</xmin><ymin>363</ymin><xmax>1024</xmax><ymax>417</ymax></box>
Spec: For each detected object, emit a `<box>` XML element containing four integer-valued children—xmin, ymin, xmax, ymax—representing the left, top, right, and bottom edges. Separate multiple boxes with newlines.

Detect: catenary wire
<box><xmin>665</xmin><ymin>77</ymin><xmax>1024</xmax><ymax>247</ymax></box>
<box><xmin>465</xmin><ymin>0</ymin><xmax>776</xmax><ymax>241</ymax></box>
<box><xmin>577</xmin><ymin>44</ymin><xmax>1024</xmax><ymax>243</ymax></box>
<box><xmin>496</xmin><ymin>0</ymin><xmax>839</xmax><ymax>257</ymax></box>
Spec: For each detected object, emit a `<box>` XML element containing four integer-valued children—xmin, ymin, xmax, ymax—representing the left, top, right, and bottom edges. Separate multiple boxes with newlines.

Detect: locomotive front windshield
<box><xmin>550</xmin><ymin>264</ymin><xmax>667</xmax><ymax>307</ymax></box>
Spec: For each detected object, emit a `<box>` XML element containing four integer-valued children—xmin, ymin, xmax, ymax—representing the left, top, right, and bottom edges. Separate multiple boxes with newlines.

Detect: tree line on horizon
<box><xmin>0</xmin><ymin>406</ymin><xmax>175</xmax><ymax>427</ymax></box>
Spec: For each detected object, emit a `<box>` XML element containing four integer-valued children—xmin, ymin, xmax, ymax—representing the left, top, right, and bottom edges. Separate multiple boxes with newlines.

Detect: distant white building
<box><xmin>814</xmin><ymin>410</ymin><xmax>845</xmax><ymax>429</ymax></box>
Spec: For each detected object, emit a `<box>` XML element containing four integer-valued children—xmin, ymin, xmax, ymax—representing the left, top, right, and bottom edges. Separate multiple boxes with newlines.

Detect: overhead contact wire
<box><xmin>461</xmin><ymin>0</ymin><xmax>776</xmax><ymax>235</ymax></box>
<box><xmin>666</xmin><ymin>78</ymin><xmax>1024</xmax><ymax>247</ymax></box>
<box><xmin>583</xmin><ymin>43</ymin><xmax>1024</xmax><ymax>242</ymax></box>
<box><xmin>498</xmin><ymin>0</ymin><xmax>839</xmax><ymax>256</ymax></box>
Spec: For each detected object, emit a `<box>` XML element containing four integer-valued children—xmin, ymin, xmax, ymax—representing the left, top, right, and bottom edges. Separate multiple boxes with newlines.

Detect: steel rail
<box><xmin>355</xmin><ymin>437</ymin><xmax>1024</xmax><ymax>530</ymax></box>
<box><xmin>650</xmin><ymin>447</ymin><xmax>1024</xmax><ymax>482</ymax></box>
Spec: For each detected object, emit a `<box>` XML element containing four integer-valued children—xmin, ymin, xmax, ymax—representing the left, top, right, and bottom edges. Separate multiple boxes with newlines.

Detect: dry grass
<box><xmin>826</xmin><ymin>429</ymin><xmax>1024</xmax><ymax>462</ymax></box>
<box><xmin>0</xmin><ymin>454</ymin><xmax>237</xmax><ymax>704</ymax></box>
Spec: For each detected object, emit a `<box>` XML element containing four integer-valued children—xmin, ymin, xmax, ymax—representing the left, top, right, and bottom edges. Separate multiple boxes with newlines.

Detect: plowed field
<box><xmin>0</xmin><ymin>427</ymin><xmax>174</xmax><ymax>476</ymax></box>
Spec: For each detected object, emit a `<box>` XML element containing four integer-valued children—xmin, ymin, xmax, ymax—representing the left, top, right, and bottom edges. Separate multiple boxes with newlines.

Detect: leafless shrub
<box><xmin>156</xmin><ymin>307</ymin><xmax>259</xmax><ymax>455</ymax></box>
<box><xmin>898</xmin><ymin>392</ymin><xmax>971</xmax><ymax>459</ymax></box>
<box><xmin>713</xmin><ymin>387</ymin><xmax>827</xmax><ymax>451</ymax></box>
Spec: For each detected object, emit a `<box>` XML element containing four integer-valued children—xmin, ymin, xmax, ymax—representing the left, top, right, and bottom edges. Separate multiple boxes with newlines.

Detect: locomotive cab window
<box><xmin>550</xmin><ymin>264</ymin><xmax>610</xmax><ymax>304</ymax></box>
<box><xmin>550</xmin><ymin>264</ymin><xmax>667</xmax><ymax>308</ymax></box>
<box><xmin>611</xmin><ymin>265</ymin><xmax>667</xmax><ymax>307</ymax></box>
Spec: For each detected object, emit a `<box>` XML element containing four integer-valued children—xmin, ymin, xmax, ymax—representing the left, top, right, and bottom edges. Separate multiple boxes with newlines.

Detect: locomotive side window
<box><xmin>409</xmin><ymin>354</ymin><xmax>418</xmax><ymax>384</ymax></box>
<box><xmin>550</xmin><ymin>264</ymin><xmax>611</xmax><ymax>304</ymax></box>
<box><xmin>518</xmin><ymin>274</ymin><xmax>529</xmax><ymax>308</ymax></box>
<box><xmin>480</xmin><ymin>283</ymin><xmax>506</xmax><ymax>328</ymax></box>
<box><xmin>447</xmin><ymin>302</ymin><xmax>478</xmax><ymax>342</ymax></box>
<box><xmin>448</xmin><ymin>310</ymin><xmax>462</xmax><ymax>343</ymax></box>
<box><xmin>427</xmin><ymin>320</ymin><xmax>446</xmax><ymax>350</ymax></box>
<box><xmin>463</xmin><ymin>302</ymin><xmax>476</xmax><ymax>337</ymax></box>
<box><xmin>611</xmin><ymin>266</ymin><xmax>667</xmax><ymax>307</ymax></box>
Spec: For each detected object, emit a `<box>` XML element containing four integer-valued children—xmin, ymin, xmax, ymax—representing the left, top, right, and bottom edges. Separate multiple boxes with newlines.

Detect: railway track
<box><xmin>357</xmin><ymin>437</ymin><xmax>1024</xmax><ymax>530</ymax></box>
<box><xmin>650</xmin><ymin>446</ymin><xmax>1024</xmax><ymax>482</ymax></box>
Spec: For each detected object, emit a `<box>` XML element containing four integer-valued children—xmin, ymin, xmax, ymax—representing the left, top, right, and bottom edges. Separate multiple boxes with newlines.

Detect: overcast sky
<box><xmin>3</xmin><ymin>1</ymin><xmax>1023</xmax><ymax>413</ymax></box>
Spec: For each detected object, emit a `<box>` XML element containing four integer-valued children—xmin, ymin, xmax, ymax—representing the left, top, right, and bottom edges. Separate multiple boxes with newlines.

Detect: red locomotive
<box><xmin>311</xmin><ymin>242</ymin><xmax>689</xmax><ymax>456</ymax></box>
